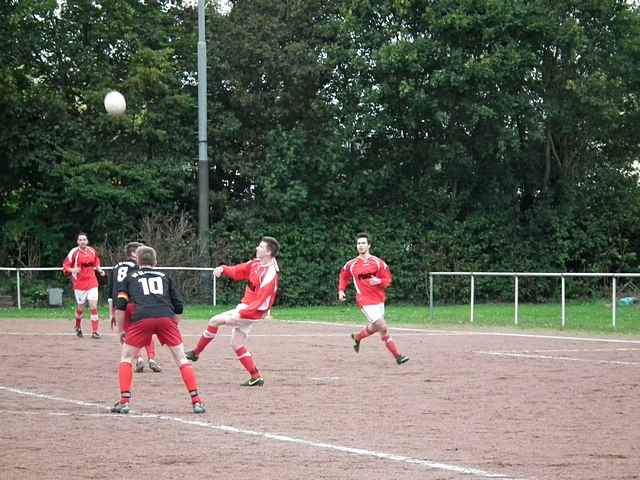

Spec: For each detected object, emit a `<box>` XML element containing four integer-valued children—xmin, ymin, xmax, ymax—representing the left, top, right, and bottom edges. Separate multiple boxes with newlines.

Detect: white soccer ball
<box><xmin>104</xmin><ymin>90</ymin><xmax>126</xmax><ymax>116</ymax></box>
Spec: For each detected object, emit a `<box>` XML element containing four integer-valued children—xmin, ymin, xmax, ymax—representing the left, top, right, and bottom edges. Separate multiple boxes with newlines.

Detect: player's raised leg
<box><xmin>185</xmin><ymin>310</ymin><xmax>234</xmax><ymax>361</ymax></box>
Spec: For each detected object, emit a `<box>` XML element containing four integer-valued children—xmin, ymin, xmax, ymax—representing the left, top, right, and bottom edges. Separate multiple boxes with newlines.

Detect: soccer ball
<box><xmin>104</xmin><ymin>90</ymin><xmax>126</xmax><ymax>116</ymax></box>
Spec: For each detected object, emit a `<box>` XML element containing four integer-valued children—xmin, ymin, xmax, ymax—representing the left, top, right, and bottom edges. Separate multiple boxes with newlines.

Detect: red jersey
<box><xmin>63</xmin><ymin>246</ymin><xmax>101</xmax><ymax>290</ymax></box>
<box><xmin>221</xmin><ymin>259</ymin><xmax>279</xmax><ymax>320</ymax></box>
<box><xmin>338</xmin><ymin>255</ymin><xmax>391</xmax><ymax>307</ymax></box>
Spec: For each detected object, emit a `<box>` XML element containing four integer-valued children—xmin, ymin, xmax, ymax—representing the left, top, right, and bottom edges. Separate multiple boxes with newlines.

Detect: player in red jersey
<box><xmin>111</xmin><ymin>245</ymin><xmax>204</xmax><ymax>414</ymax></box>
<box><xmin>338</xmin><ymin>232</ymin><xmax>409</xmax><ymax>365</ymax></box>
<box><xmin>186</xmin><ymin>236</ymin><xmax>280</xmax><ymax>387</ymax></box>
<box><xmin>62</xmin><ymin>232</ymin><xmax>106</xmax><ymax>339</ymax></box>
<box><xmin>108</xmin><ymin>242</ymin><xmax>161</xmax><ymax>373</ymax></box>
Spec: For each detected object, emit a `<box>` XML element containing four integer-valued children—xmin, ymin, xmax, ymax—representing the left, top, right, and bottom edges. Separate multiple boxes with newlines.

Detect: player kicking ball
<box><xmin>111</xmin><ymin>246</ymin><xmax>204</xmax><ymax>414</ymax></box>
<box><xmin>186</xmin><ymin>236</ymin><xmax>280</xmax><ymax>387</ymax></box>
<box><xmin>338</xmin><ymin>232</ymin><xmax>409</xmax><ymax>365</ymax></box>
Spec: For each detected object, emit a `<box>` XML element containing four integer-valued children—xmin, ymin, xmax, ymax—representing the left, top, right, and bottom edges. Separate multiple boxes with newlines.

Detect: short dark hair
<box><xmin>356</xmin><ymin>232</ymin><xmax>371</xmax><ymax>244</ymax></box>
<box><xmin>77</xmin><ymin>232</ymin><xmax>88</xmax><ymax>240</ymax></box>
<box><xmin>136</xmin><ymin>246</ymin><xmax>157</xmax><ymax>267</ymax></box>
<box><xmin>262</xmin><ymin>236</ymin><xmax>280</xmax><ymax>257</ymax></box>
<box><xmin>125</xmin><ymin>241</ymin><xmax>143</xmax><ymax>258</ymax></box>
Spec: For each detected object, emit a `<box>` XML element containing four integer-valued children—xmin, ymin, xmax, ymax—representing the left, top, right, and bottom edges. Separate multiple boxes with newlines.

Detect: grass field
<box><xmin>1</xmin><ymin>301</ymin><xmax>639</xmax><ymax>334</ymax></box>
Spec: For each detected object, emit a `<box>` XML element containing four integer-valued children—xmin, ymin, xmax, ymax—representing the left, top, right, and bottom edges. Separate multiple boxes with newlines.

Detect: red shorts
<box><xmin>123</xmin><ymin>303</ymin><xmax>135</xmax><ymax>331</ymax></box>
<box><xmin>125</xmin><ymin>317</ymin><xmax>182</xmax><ymax>348</ymax></box>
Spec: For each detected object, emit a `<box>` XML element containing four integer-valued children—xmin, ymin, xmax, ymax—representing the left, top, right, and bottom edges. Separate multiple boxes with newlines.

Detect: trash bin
<box><xmin>48</xmin><ymin>288</ymin><xmax>63</xmax><ymax>307</ymax></box>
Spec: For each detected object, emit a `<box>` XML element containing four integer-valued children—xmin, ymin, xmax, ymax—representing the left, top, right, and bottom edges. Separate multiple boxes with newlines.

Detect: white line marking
<box><xmin>276</xmin><ymin>320</ymin><xmax>640</xmax><ymax>344</ymax></box>
<box><xmin>494</xmin><ymin>348</ymin><xmax>640</xmax><ymax>353</ymax></box>
<box><xmin>477</xmin><ymin>351</ymin><xmax>640</xmax><ymax>366</ymax></box>
<box><xmin>0</xmin><ymin>385</ymin><xmax>525</xmax><ymax>480</ymax></box>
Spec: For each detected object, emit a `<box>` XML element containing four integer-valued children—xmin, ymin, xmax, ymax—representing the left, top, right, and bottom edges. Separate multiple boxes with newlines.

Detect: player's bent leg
<box><xmin>187</xmin><ymin>310</ymin><xmax>236</xmax><ymax>360</ymax></box>
<box><xmin>374</xmin><ymin>318</ymin><xmax>409</xmax><ymax>365</ymax></box>
<box><xmin>168</xmin><ymin>345</ymin><xmax>205</xmax><ymax>413</ymax></box>
<box><xmin>351</xmin><ymin>323</ymin><xmax>375</xmax><ymax>353</ymax></box>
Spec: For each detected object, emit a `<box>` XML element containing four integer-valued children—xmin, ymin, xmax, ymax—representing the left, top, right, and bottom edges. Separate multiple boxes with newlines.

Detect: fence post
<box><xmin>213</xmin><ymin>274</ymin><xmax>217</xmax><ymax>306</ymax></box>
<box><xmin>429</xmin><ymin>274</ymin><xmax>433</xmax><ymax>320</ymax></box>
<box><xmin>470</xmin><ymin>274</ymin><xmax>475</xmax><ymax>323</ymax></box>
<box><xmin>16</xmin><ymin>269</ymin><xmax>21</xmax><ymax>310</ymax></box>
<box><xmin>612</xmin><ymin>276</ymin><xmax>616</xmax><ymax>329</ymax></box>
<box><xmin>561</xmin><ymin>275</ymin><xmax>565</xmax><ymax>329</ymax></box>
<box><xmin>514</xmin><ymin>275</ymin><xmax>519</xmax><ymax>326</ymax></box>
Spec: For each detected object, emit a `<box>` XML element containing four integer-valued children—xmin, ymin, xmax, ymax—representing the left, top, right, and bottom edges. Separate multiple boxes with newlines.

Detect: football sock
<box><xmin>194</xmin><ymin>325</ymin><xmax>219</xmax><ymax>354</ymax></box>
<box><xmin>75</xmin><ymin>307</ymin><xmax>83</xmax><ymax>329</ymax></box>
<box><xmin>179</xmin><ymin>363</ymin><xmax>201</xmax><ymax>404</ymax></box>
<box><xmin>119</xmin><ymin>362</ymin><xmax>133</xmax><ymax>403</ymax></box>
<box><xmin>381</xmin><ymin>334</ymin><xmax>401</xmax><ymax>358</ymax></box>
<box><xmin>234</xmin><ymin>345</ymin><xmax>260</xmax><ymax>378</ymax></box>
<box><xmin>355</xmin><ymin>325</ymin><xmax>374</xmax><ymax>342</ymax></box>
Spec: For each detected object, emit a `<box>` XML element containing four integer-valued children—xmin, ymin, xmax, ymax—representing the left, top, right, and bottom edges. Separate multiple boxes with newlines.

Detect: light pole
<box><xmin>197</xmin><ymin>0</ymin><xmax>209</xmax><ymax>263</ymax></box>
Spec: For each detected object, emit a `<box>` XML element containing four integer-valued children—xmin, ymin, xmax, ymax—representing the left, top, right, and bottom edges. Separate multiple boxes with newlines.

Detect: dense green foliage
<box><xmin>3</xmin><ymin>0</ymin><xmax>640</xmax><ymax>306</ymax></box>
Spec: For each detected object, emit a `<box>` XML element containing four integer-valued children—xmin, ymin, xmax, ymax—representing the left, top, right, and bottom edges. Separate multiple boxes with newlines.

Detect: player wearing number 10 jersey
<box><xmin>109</xmin><ymin>242</ymin><xmax>160</xmax><ymax>373</ymax></box>
<box><xmin>111</xmin><ymin>245</ymin><xmax>204</xmax><ymax>414</ymax></box>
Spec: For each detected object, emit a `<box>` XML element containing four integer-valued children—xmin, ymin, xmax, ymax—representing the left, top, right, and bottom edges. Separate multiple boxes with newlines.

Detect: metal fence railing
<box><xmin>428</xmin><ymin>272</ymin><xmax>640</xmax><ymax>329</ymax></box>
<box><xmin>0</xmin><ymin>266</ymin><xmax>218</xmax><ymax>309</ymax></box>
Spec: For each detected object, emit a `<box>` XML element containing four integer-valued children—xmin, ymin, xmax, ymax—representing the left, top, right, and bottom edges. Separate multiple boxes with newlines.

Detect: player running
<box><xmin>111</xmin><ymin>246</ymin><xmax>204</xmax><ymax>414</ymax></box>
<box><xmin>108</xmin><ymin>242</ymin><xmax>161</xmax><ymax>373</ymax></box>
<box><xmin>62</xmin><ymin>232</ymin><xmax>106</xmax><ymax>338</ymax></box>
<box><xmin>338</xmin><ymin>232</ymin><xmax>409</xmax><ymax>365</ymax></box>
<box><xmin>186</xmin><ymin>236</ymin><xmax>280</xmax><ymax>387</ymax></box>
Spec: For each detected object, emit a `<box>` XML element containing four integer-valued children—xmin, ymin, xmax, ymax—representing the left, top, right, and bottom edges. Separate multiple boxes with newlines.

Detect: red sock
<box><xmin>381</xmin><ymin>334</ymin><xmax>401</xmax><ymax>358</ymax></box>
<box><xmin>119</xmin><ymin>361</ymin><xmax>133</xmax><ymax>403</ymax></box>
<box><xmin>234</xmin><ymin>346</ymin><xmax>260</xmax><ymax>379</ymax></box>
<box><xmin>355</xmin><ymin>325</ymin><xmax>374</xmax><ymax>342</ymax></box>
<box><xmin>145</xmin><ymin>339</ymin><xmax>156</xmax><ymax>360</ymax></box>
<box><xmin>179</xmin><ymin>363</ymin><xmax>201</xmax><ymax>404</ymax></box>
<box><xmin>75</xmin><ymin>308</ymin><xmax>83</xmax><ymax>329</ymax></box>
<box><xmin>193</xmin><ymin>326</ymin><xmax>219</xmax><ymax>354</ymax></box>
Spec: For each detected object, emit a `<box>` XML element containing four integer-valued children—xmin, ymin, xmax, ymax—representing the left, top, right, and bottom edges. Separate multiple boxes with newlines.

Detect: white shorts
<box><xmin>214</xmin><ymin>304</ymin><xmax>256</xmax><ymax>337</ymax></box>
<box><xmin>74</xmin><ymin>288</ymin><xmax>99</xmax><ymax>305</ymax></box>
<box><xmin>361</xmin><ymin>303</ymin><xmax>385</xmax><ymax>323</ymax></box>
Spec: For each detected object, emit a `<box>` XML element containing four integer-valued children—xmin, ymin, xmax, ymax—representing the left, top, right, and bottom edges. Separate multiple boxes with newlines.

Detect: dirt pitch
<box><xmin>0</xmin><ymin>317</ymin><xmax>639</xmax><ymax>480</ymax></box>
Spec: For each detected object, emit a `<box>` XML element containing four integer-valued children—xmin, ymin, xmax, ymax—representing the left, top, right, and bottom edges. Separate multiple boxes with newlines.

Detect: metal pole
<box><xmin>213</xmin><ymin>274</ymin><xmax>217</xmax><ymax>306</ymax></box>
<box><xmin>16</xmin><ymin>269</ymin><xmax>21</xmax><ymax>310</ymax></box>
<box><xmin>612</xmin><ymin>276</ymin><xmax>616</xmax><ymax>329</ymax></box>
<box><xmin>428</xmin><ymin>274</ymin><xmax>433</xmax><ymax>320</ymax></box>
<box><xmin>514</xmin><ymin>275</ymin><xmax>519</xmax><ymax>325</ymax></box>
<box><xmin>470</xmin><ymin>274</ymin><xmax>475</xmax><ymax>323</ymax></box>
<box><xmin>197</xmin><ymin>0</ymin><xmax>209</xmax><ymax>263</ymax></box>
<box><xmin>561</xmin><ymin>276</ymin><xmax>565</xmax><ymax>329</ymax></box>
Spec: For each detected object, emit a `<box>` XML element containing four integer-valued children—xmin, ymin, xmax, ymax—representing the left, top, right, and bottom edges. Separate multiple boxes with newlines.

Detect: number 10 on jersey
<box><xmin>138</xmin><ymin>277</ymin><xmax>163</xmax><ymax>295</ymax></box>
